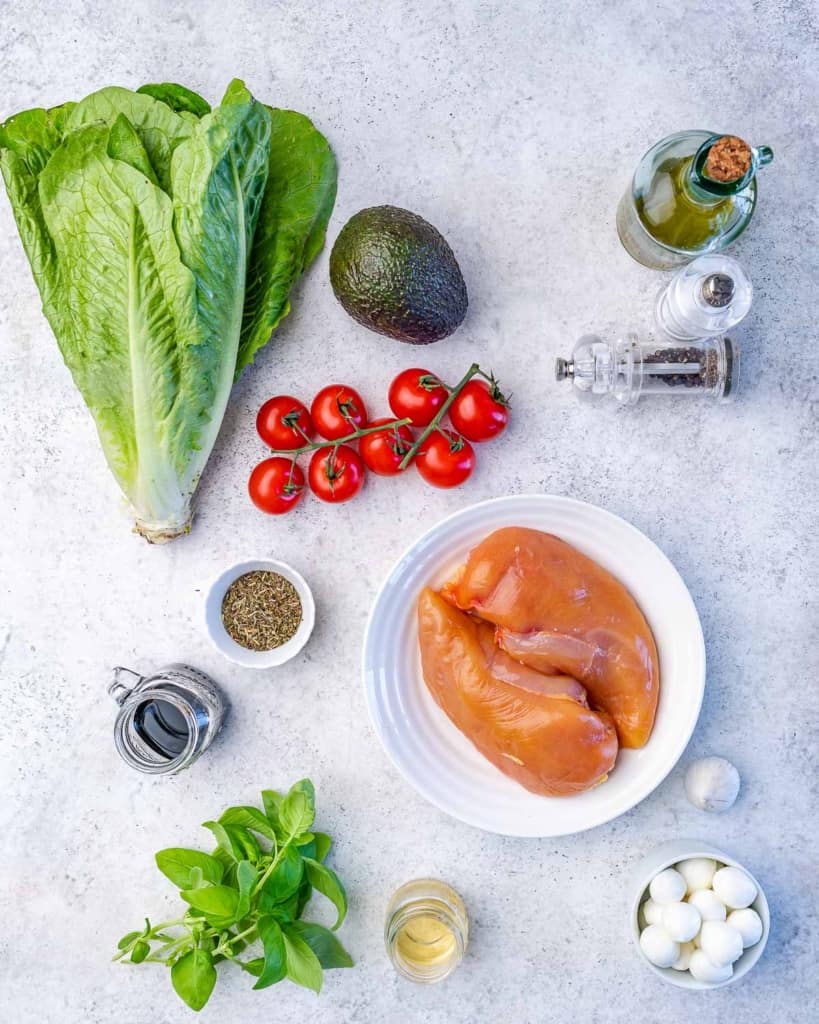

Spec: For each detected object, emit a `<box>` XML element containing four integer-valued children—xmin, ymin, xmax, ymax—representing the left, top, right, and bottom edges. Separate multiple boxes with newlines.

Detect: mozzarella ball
<box><xmin>661</xmin><ymin>901</ymin><xmax>702</xmax><ymax>942</ymax></box>
<box><xmin>640</xmin><ymin>898</ymin><xmax>664</xmax><ymax>927</ymax></box>
<box><xmin>649</xmin><ymin>868</ymin><xmax>687</xmax><ymax>904</ymax></box>
<box><xmin>700</xmin><ymin>921</ymin><xmax>744</xmax><ymax>967</ymax></box>
<box><xmin>712</xmin><ymin>866</ymin><xmax>757</xmax><ymax>909</ymax></box>
<box><xmin>688</xmin><ymin>888</ymin><xmax>727</xmax><ymax>922</ymax></box>
<box><xmin>727</xmin><ymin>908</ymin><xmax>763</xmax><ymax>948</ymax></box>
<box><xmin>639</xmin><ymin>925</ymin><xmax>680</xmax><ymax>968</ymax></box>
<box><xmin>676</xmin><ymin>857</ymin><xmax>717</xmax><ymax>893</ymax></box>
<box><xmin>671</xmin><ymin>940</ymin><xmax>696</xmax><ymax>971</ymax></box>
<box><xmin>689</xmin><ymin>949</ymin><xmax>734</xmax><ymax>984</ymax></box>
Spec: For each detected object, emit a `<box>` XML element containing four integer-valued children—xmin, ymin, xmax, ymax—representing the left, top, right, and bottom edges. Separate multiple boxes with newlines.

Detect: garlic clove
<box><xmin>684</xmin><ymin>756</ymin><xmax>740</xmax><ymax>812</ymax></box>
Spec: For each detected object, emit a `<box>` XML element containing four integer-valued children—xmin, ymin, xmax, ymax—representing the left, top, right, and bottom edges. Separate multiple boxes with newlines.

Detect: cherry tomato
<box><xmin>248</xmin><ymin>457</ymin><xmax>305</xmax><ymax>514</ymax></box>
<box><xmin>448</xmin><ymin>379</ymin><xmax>510</xmax><ymax>442</ymax></box>
<box><xmin>256</xmin><ymin>395</ymin><xmax>313</xmax><ymax>450</ymax></box>
<box><xmin>311</xmin><ymin>385</ymin><xmax>368</xmax><ymax>440</ymax></box>
<box><xmin>415</xmin><ymin>429</ymin><xmax>476</xmax><ymax>488</ymax></box>
<box><xmin>308</xmin><ymin>445</ymin><xmax>366</xmax><ymax>502</ymax></box>
<box><xmin>358</xmin><ymin>417</ymin><xmax>415</xmax><ymax>476</ymax></box>
<box><xmin>388</xmin><ymin>368</ymin><xmax>448</xmax><ymax>427</ymax></box>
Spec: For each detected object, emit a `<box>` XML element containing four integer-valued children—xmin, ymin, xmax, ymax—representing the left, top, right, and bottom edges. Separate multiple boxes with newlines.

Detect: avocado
<box><xmin>329</xmin><ymin>205</ymin><xmax>468</xmax><ymax>344</ymax></box>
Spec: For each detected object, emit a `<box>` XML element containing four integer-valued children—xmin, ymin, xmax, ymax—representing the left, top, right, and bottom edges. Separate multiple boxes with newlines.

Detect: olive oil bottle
<box><xmin>617</xmin><ymin>131</ymin><xmax>773</xmax><ymax>269</ymax></box>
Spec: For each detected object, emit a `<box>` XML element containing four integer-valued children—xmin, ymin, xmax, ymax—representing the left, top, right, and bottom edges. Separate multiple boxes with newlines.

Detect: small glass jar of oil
<box><xmin>385</xmin><ymin>879</ymin><xmax>468</xmax><ymax>983</ymax></box>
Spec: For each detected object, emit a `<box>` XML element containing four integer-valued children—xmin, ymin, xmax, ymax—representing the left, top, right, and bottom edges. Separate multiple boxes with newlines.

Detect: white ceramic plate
<box><xmin>363</xmin><ymin>495</ymin><xmax>705</xmax><ymax>837</ymax></box>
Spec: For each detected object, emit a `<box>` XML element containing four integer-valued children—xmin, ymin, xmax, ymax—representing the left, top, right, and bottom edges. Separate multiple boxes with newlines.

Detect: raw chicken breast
<box><xmin>441</xmin><ymin>527</ymin><xmax>659</xmax><ymax>748</ymax></box>
<box><xmin>418</xmin><ymin>588</ymin><xmax>619</xmax><ymax>796</ymax></box>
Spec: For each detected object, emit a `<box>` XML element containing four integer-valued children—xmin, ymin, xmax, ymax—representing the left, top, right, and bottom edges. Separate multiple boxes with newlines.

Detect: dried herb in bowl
<box><xmin>221</xmin><ymin>570</ymin><xmax>302</xmax><ymax>651</ymax></box>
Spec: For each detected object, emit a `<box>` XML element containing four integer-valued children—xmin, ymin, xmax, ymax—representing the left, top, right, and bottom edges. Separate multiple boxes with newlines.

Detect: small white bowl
<box><xmin>631</xmin><ymin>839</ymin><xmax>769</xmax><ymax>989</ymax></box>
<box><xmin>205</xmin><ymin>558</ymin><xmax>315</xmax><ymax>669</ymax></box>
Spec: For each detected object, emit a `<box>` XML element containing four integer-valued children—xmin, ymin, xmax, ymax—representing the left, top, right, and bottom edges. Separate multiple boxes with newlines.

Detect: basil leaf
<box><xmin>188</xmin><ymin>866</ymin><xmax>204</xmax><ymax>889</ymax></box>
<box><xmin>304</xmin><ymin>857</ymin><xmax>347</xmax><ymax>929</ymax></box>
<box><xmin>235</xmin><ymin>860</ymin><xmax>258</xmax><ymax>921</ymax></box>
<box><xmin>290</xmin><ymin>778</ymin><xmax>316</xmax><ymax>803</ymax></box>
<box><xmin>223</xmin><ymin>823</ymin><xmax>262</xmax><ymax>863</ymax></box>
<box><xmin>117</xmin><ymin>931</ymin><xmax>141</xmax><ymax>950</ymax></box>
<box><xmin>239</xmin><ymin>957</ymin><xmax>264</xmax><ymax>977</ymax></box>
<box><xmin>265</xmin><ymin>892</ymin><xmax>300</xmax><ymax>923</ymax></box>
<box><xmin>282</xmin><ymin>923</ymin><xmax>323</xmax><ymax>993</ymax></box>
<box><xmin>211</xmin><ymin>844</ymin><xmax>234</xmax><ymax>868</ymax></box>
<box><xmin>313</xmin><ymin>832</ymin><xmax>333</xmax><ymax>863</ymax></box>
<box><xmin>171</xmin><ymin>949</ymin><xmax>217</xmax><ymax>1012</ymax></box>
<box><xmin>220</xmin><ymin>806</ymin><xmax>277</xmax><ymax>841</ymax></box>
<box><xmin>155</xmin><ymin>848</ymin><xmax>224</xmax><ymax>889</ymax></box>
<box><xmin>258</xmin><ymin>846</ymin><xmax>304</xmax><ymax>910</ymax></box>
<box><xmin>180</xmin><ymin>884</ymin><xmax>239</xmax><ymax>923</ymax></box>
<box><xmin>279</xmin><ymin>780</ymin><xmax>315</xmax><ymax>839</ymax></box>
<box><xmin>289</xmin><ymin>921</ymin><xmax>353</xmax><ymax>970</ymax></box>
<box><xmin>261</xmin><ymin>789</ymin><xmax>284</xmax><ymax>826</ymax></box>
<box><xmin>202</xmin><ymin>821</ymin><xmax>243</xmax><ymax>862</ymax></box>
<box><xmin>295</xmin><ymin>877</ymin><xmax>313</xmax><ymax>918</ymax></box>
<box><xmin>253</xmin><ymin>916</ymin><xmax>287</xmax><ymax>990</ymax></box>
<box><xmin>130</xmin><ymin>940</ymin><xmax>150</xmax><ymax>963</ymax></box>
<box><xmin>296</xmin><ymin>835</ymin><xmax>316</xmax><ymax>859</ymax></box>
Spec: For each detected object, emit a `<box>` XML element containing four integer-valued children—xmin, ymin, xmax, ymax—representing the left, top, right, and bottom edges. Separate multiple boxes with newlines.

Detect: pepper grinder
<box><xmin>655</xmin><ymin>254</ymin><xmax>752</xmax><ymax>342</ymax></box>
<box><xmin>555</xmin><ymin>331</ymin><xmax>739</xmax><ymax>404</ymax></box>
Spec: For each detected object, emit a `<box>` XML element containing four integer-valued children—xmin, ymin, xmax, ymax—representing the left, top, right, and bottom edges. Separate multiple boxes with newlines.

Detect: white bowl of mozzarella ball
<box><xmin>631</xmin><ymin>840</ymin><xmax>769</xmax><ymax>989</ymax></box>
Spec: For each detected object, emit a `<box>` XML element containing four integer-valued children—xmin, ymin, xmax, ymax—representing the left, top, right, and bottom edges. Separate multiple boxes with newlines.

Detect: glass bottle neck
<box><xmin>685</xmin><ymin>136</ymin><xmax>773</xmax><ymax>203</ymax></box>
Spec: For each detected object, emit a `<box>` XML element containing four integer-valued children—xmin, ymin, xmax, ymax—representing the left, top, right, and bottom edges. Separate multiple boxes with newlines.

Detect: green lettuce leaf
<box><xmin>0</xmin><ymin>79</ymin><xmax>334</xmax><ymax>541</ymax></box>
<box><xmin>237</xmin><ymin>107</ymin><xmax>337</xmax><ymax>376</ymax></box>
<box><xmin>66</xmin><ymin>86</ymin><xmax>196</xmax><ymax>192</ymax></box>
<box><xmin>0</xmin><ymin>102</ymin><xmax>75</xmax><ymax>311</ymax></box>
<box><xmin>34</xmin><ymin>84</ymin><xmax>270</xmax><ymax>538</ymax></box>
<box><xmin>168</xmin><ymin>79</ymin><xmax>271</xmax><ymax>509</ymax></box>
<box><xmin>37</xmin><ymin>121</ymin><xmax>204</xmax><ymax>523</ymax></box>
<box><xmin>137</xmin><ymin>82</ymin><xmax>212</xmax><ymax>118</ymax></box>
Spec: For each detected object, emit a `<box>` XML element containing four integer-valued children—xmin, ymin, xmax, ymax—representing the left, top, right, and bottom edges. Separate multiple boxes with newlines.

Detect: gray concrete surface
<box><xmin>1</xmin><ymin>1</ymin><xmax>817</xmax><ymax>1021</ymax></box>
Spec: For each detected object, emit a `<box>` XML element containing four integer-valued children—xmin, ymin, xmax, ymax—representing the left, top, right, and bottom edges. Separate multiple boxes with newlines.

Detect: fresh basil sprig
<box><xmin>113</xmin><ymin>780</ymin><xmax>352</xmax><ymax>1011</ymax></box>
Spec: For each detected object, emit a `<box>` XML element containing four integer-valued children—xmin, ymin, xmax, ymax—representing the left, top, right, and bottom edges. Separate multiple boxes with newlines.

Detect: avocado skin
<box><xmin>329</xmin><ymin>205</ymin><xmax>468</xmax><ymax>344</ymax></box>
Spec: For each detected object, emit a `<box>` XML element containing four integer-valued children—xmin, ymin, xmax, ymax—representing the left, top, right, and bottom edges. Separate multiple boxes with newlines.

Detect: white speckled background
<box><xmin>1</xmin><ymin>1</ymin><xmax>817</xmax><ymax>1021</ymax></box>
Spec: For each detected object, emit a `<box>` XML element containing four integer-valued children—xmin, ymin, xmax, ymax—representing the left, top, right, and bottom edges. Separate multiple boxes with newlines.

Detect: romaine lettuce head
<box><xmin>0</xmin><ymin>79</ymin><xmax>336</xmax><ymax>541</ymax></box>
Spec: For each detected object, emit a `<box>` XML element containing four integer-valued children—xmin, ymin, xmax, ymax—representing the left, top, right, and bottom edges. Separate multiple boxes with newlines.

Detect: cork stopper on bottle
<box><xmin>704</xmin><ymin>136</ymin><xmax>753</xmax><ymax>182</ymax></box>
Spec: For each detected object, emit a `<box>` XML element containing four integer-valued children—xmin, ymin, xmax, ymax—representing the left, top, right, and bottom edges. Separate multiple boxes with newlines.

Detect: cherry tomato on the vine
<box><xmin>448</xmin><ymin>379</ymin><xmax>510</xmax><ymax>442</ymax></box>
<box><xmin>248</xmin><ymin>457</ymin><xmax>305</xmax><ymax>514</ymax></box>
<box><xmin>358</xmin><ymin>417</ymin><xmax>415</xmax><ymax>476</ymax></box>
<box><xmin>308</xmin><ymin>444</ymin><xmax>366</xmax><ymax>502</ymax></box>
<box><xmin>256</xmin><ymin>395</ymin><xmax>313</xmax><ymax>450</ymax></box>
<box><xmin>415</xmin><ymin>429</ymin><xmax>476</xmax><ymax>488</ymax></box>
<box><xmin>311</xmin><ymin>385</ymin><xmax>368</xmax><ymax>440</ymax></box>
<box><xmin>389</xmin><ymin>368</ymin><xmax>448</xmax><ymax>427</ymax></box>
